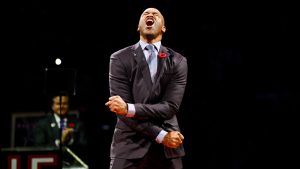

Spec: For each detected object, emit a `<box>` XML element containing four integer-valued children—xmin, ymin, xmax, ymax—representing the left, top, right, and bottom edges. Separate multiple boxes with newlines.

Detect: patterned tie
<box><xmin>60</xmin><ymin>118</ymin><xmax>65</xmax><ymax>131</ymax></box>
<box><xmin>145</xmin><ymin>45</ymin><xmax>157</xmax><ymax>82</ymax></box>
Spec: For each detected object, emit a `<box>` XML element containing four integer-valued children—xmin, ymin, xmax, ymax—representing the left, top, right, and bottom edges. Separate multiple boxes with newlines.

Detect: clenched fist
<box><xmin>105</xmin><ymin>95</ymin><xmax>128</xmax><ymax>116</ymax></box>
<box><xmin>162</xmin><ymin>131</ymin><xmax>184</xmax><ymax>149</ymax></box>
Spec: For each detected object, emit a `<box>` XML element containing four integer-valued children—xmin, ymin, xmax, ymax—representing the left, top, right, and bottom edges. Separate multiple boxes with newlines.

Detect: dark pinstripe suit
<box><xmin>108</xmin><ymin>42</ymin><xmax>188</xmax><ymax>168</ymax></box>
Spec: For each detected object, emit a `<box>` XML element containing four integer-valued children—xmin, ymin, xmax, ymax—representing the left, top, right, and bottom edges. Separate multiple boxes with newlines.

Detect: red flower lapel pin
<box><xmin>158</xmin><ymin>52</ymin><xmax>167</xmax><ymax>59</ymax></box>
<box><xmin>68</xmin><ymin>122</ymin><xmax>75</xmax><ymax>128</ymax></box>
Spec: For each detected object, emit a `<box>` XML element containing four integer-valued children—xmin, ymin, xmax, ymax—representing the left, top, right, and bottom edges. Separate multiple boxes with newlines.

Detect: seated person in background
<box><xmin>33</xmin><ymin>91</ymin><xmax>88</xmax><ymax>165</ymax></box>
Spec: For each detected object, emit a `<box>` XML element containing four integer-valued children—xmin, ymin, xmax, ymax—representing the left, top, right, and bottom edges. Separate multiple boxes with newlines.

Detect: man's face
<box><xmin>52</xmin><ymin>96</ymin><xmax>69</xmax><ymax>117</ymax></box>
<box><xmin>137</xmin><ymin>8</ymin><xmax>166</xmax><ymax>39</ymax></box>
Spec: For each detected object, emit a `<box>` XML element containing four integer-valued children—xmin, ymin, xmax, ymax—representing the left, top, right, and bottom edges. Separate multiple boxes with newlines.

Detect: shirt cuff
<box><xmin>155</xmin><ymin>130</ymin><xmax>168</xmax><ymax>143</ymax></box>
<box><xmin>67</xmin><ymin>137</ymin><xmax>74</xmax><ymax>145</ymax></box>
<box><xmin>126</xmin><ymin>103</ymin><xmax>135</xmax><ymax>117</ymax></box>
<box><xmin>55</xmin><ymin>139</ymin><xmax>60</xmax><ymax>147</ymax></box>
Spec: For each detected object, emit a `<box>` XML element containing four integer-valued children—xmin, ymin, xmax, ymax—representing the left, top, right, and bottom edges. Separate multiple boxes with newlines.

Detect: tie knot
<box><xmin>145</xmin><ymin>44</ymin><xmax>155</xmax><ymax>52</ymax></box>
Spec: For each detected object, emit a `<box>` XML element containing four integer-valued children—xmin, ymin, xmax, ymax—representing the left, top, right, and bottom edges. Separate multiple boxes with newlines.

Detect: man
<box><xmin>33</xmin><ymin>92</ymin><xmax>88</xmax><ymax>164</ymax></box>
<box><xmin>105</xmin><ymin>7</ymin><xmax>188</xmax><ymax>169</ymax></box>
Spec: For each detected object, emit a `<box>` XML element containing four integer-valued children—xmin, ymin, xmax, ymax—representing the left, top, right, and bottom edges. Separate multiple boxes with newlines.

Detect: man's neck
<box><xmin>140</xmin><ymin>35</ymin><xmax>162</xmax><ymax>44</ymax></box>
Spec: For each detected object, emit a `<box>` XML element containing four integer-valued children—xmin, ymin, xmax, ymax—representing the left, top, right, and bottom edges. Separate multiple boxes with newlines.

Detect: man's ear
<box><xmin>162</xmin><ymin>26</ymin><xmax>166</xmax><ymax>33</ymax></box>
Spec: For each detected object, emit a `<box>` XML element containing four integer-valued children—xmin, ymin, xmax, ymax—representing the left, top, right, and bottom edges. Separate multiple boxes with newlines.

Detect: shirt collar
<box><xmin>54</xmin><ymin>113</ymin><xmax>67</xmax><ymax>123</ymax></box>
<box><xmin>139</xmin><ymin>40</ymin><xmax>161</xmax><ymax>52</ymax></box>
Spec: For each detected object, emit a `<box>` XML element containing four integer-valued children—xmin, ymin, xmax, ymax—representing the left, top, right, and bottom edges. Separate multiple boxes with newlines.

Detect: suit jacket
<box><xmin>109</xmin><ymin>42</ymin><xmax>188</xmax><ymax>159</ymax></box>
<box><xmin>33</xmin><ymin>113</ymin><xmax>87</xmax><ymax>155</ymax></box>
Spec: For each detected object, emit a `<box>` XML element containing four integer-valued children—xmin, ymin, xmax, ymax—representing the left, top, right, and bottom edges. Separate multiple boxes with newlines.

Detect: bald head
<box><xmin>137</xmin><ymin>8</ymin><xmax>166</xmax><ymax>43</ymax></box>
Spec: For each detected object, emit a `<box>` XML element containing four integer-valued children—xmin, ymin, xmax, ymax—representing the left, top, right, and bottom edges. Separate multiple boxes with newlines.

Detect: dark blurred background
<box><xmin>2</xmin><ymin>0</ymin><xmax>298</xmax><ymax>169</ymax></box>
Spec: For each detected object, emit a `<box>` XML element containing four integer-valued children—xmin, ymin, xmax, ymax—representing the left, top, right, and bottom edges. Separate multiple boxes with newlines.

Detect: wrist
<box><xmin>124</xmin><ymin>103</ymin><xmax>128</xmax><ymax>116</ymax></box>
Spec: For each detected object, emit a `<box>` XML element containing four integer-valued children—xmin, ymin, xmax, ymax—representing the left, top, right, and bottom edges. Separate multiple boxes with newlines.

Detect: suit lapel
<box><xmin>154</xmin><ymin>46</ymin><xmax>169</xmax><ymax>83</ymax></box>
<box><xmin>49</xmin><ymin>115</ymin><xmax>60</xmax><ymax>139</ymax></box>
<box><xmin>131</xmin><ymin>44</ymin><xmax>170</xmax><ymax>92</ymax></box>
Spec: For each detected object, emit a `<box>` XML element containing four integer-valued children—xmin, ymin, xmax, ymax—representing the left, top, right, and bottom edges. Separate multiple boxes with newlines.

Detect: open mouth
<box><xmin>146</xmin><ymin>18</ymin><xmax>154</xmax><ymax>26</ymax></box>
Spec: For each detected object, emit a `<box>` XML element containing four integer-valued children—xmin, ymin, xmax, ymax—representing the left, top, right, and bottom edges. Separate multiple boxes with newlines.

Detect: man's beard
<box><xmin>144</xmin><ymin>33</ymin><xmax>155</xmax><ymax>40</ymax></box>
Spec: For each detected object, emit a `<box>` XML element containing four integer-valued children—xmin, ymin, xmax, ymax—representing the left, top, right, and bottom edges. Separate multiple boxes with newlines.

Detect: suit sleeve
<box><xmin>67</xmin><ymin>120</ymin><xmax>88</xmax><ymax>160</ymax></box>
<box><xmin>33</xmin><ymin>119</ymin><xmax>51</xmax><ymax>146</ymax></box>
<box><xmin>134</xmin><ymin>55</ymin><xmax>188</xmax><ymax>120</ymax></box>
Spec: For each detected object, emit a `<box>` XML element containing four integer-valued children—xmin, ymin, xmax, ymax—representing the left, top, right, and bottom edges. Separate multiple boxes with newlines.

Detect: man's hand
<box><xmin>162</xmin><ymin>131</ymin><xmax>184</xmax><ymax>149</ymax></box>
<box><xmin>105</xmin><ymin>95</ymin><xmax>128</xmax><ymax>116</ymax></box>
<box><xmin>61</xmin><ymin>128</ymin><xmax>74</xmax><ymax>144</ymax></box>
